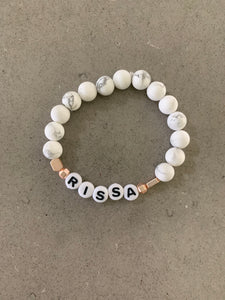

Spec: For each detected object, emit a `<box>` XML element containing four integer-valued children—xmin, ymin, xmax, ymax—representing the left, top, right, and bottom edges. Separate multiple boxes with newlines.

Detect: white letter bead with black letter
<box><xmin>43</xmin><ymin>68</ymin><xmax>190</xmax><ymax>202</ymax></box>
<box><xmin>51</xmin><ymin>105</ymin><xmax>70</xmax><ymax>124</ymax></box>
<box><xmin>62</xmin><ymin>91</ymin><xmax>82</xmax><ymax>111</ymax></box>
<box><xmin>65</xmin><ymin>172</ymin><xmax>82</xmax><ymax>190</ymax></box>
<box><xmin>93</xmin><ymin>186</ymin><xmax>108</xmax><ymax>203</ymax></box>
<box><xmin>108</xmin><ymin>183</ymin><xmax>124</xmax><ymax>200</ymax></box>
<box><xmin>124</xmin><ymin>184</ymin><xmax>139</xmax><ymax>201</ymax></box>
<box><xmin>78</xmin><ymin>182</ymin><xmax>95</xmax><ymax>198</ymax></box>
<box><xmin>132</xmin><ymin>70</ymin><xmax>151</xmax><ymax>90</ymax></box>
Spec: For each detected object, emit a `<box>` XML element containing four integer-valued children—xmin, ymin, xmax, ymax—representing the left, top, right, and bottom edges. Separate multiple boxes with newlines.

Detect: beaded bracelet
<box><xmin>43</xmin><ymin>69</ymin><xmax>190</xmax><ymax>203</ymax></box>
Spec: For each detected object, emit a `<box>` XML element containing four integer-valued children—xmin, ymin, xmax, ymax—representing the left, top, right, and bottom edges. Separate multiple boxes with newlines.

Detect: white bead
<box><xmin>108</xmin><ymin>183</ymin><xmax>124</xmax><ymax>200</ymax></box>
<box><xmin>43</xmin><ymin>141</ymin><xmax>63</xmax><ymax>159</ymax></box>
<box><xmin>62</xmin><ymin>91</ymin><xmax>81</xmax><ymax>111</ymax></box>
<box><xmin>124</xmin><ymin>184</ymin><xmax>139</xmax><ymax>201</ymax></box>
<box><xmin>167</xmin><ymin>112</ymin><xmax>187</xmax><ymax>131</ymax></box>
<box><xmin>165</xmin><ymin>148</ymin><xmax>185</xmax><ymax>167</ymax></box>
<box><xmin>78</xmin><ymin>181</ymin><xmax>95</xmax><ymax>198</ymax></box>
<box><xmin>65</xmin><ymin>172</ymin><xmax>82</xmax><ymax>190</ymax></box>
<box><xmin>155</xmin><ymin>163</ymin><xmax>175</xmax><ymax>182</ymax></box>
<box><xmin>78</xmin><ymin>81</ymin><xmax>97</xmax><ymax>102</ymax></box>
<box><xmin>132</xmin><ymin>70</ymin><xmax>151</xmax><ymax>90</ymax></box>
<box><xmin>158</xmin><ymin>95</ymin><xmax>178</xmax><ymax>115</ymax></box>
<box><xmin>50</xmin><ymin>105</ymin><xmax>70</xmax><ymax>124</ymax></box>
<box><xmin>96</xmin><ymin>76</ymin><xmax>115</xmax><ymax>96</ymax></box>
<box><xmin>170</xmin><ymin>130</ymin><xmax>190</xmax><ymax>149</ymax></box>
<box><xmin>92</xmin><ymin>186</ymin><xmax>108</xmax><ymax>203</ymax></box>
<box><xmin>113</xmin><ymin>70</ymin><xmax>131</xmax><ymax>90</ymax></box>
<box><xmin>44</xmin><ymin>122</ymin><xmax>65</xmax><ymax>141</ymax></box>
<box><xmin>147</xmin><ymin>81</ymin><xmax>166</xmax><ymax>101</ymax></box>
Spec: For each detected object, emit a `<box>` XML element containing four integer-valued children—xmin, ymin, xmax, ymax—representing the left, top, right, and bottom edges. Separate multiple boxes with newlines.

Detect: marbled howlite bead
<box><xmin>78</xmin><ymin>81</ymin><xmax>97</xmax><ymax>102</ymax></box>
<box><xmin>132</xmin><ymin>70</ymin><xmax>151</xmax><ymax>90</ymax></box>
<box><xmin>170</xmin><ymin>130</ymin><xmax>190</xmax><ymax>149</ymax></box>
<box><xmin>62</xmin><ymin>91</ymin><xmax>82</xmax><ymax>111</ymax></box>
<box><xmin>65</xmin><ymin>172</ymin><xmax>82</xmax><ymax>190</ymax></box>
<box><xmin>108</xmin><ymin>183</ymin><xmax>124</xmax><ymax>200</ymax></box>
<box><xmin>165</xmin><ymin>147</ymin><xmax>185</xmax><ymax>167</ymax></box>
<box><xmin>96</xmin><ymin>76</ymin><xmax>115</xmax><ymax>96</ymax></box>
<box><xmin>43</xmin><ymin>141</ymin><xmax>63</xmax><ymax>159</ymax></box>
<box><xmin>167</xmin><ymin>112</ymin><xmax>187</xmax><ymax>131</ymax></box>
<box><xmin>44</xmin><ymin>122</ymin><xmax>65</xmax><ymax>141</ymax></box>
<box><xmin>147</xmin><ymin>81</ymin><xmax>166</xmax><ymax>101</ymax></box>
<box><xmin>124</xmin><ymin>184</ymin><xmax>139</xmax><ymax>201</ymax></box>
<box><xmin>78</xmin><ymin>181</ymin><xmax>94</xmax><ymax>198</ymax></box>
<box><xmin>93</xmin><ymin>186</ymin><xmax>108</xmax><ymax>203</ymax></box>
<box><xmin>113</xmin><ymin>70</ymin><xmax>132</xmax><ymax>90</ymax></box>
<box><xmin>158</xmin><ymin>95</ymin><xmax>178</xmax><ymax>115</ymax></box>
<box><xmin>155</xmin><ymin>163</ymin><xmax>175</xmax><ymax>182</ymax></box>
<box><xmin>51</xmin><ymin>105</ymin><xmax>70</xmax><ymax>124</ymax></box>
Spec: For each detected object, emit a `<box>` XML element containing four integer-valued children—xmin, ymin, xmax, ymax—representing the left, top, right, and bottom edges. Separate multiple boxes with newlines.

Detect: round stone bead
<box><xmin>96</xmin><ymin>76</ymin><xmax>115</xmax><ymax>96</ymax></box>
<box><xmin>165</xmin><ymin>147</ymin><xmax>185</xmax><ymax>167</ymax></box>
<box><xmin>44</xmin><ymin>122</ymin><xmax>65</xmax><ymax>141</ymax></box>
<box><xmin>113</xmin><ymin>70</ymin><xmax>131</xmax><ymax>90</ymax></box>
<box><xmin>78</xmin><ymin>81</ymin><xmax>97</xmax><ymax>102</ymax></box>
<box><xmin>155</xmin><ymin>163</ymin><xmax>175</xmax><ymax>182</ymax></box>
<box><xmin>132</xmin><ymin>70</ymin><xmax>151</xmax><ymax>90</ymax></box>
<box><xmin>124</xmin><ymin>184</ymin><xmax>139</xmax><ymax>201</ymax></box>
<box><xmin>78</xmin><ymin>181</ymin><xmax>95</xmax><ymax>198</ymax></box>
<box><xmin>167</xmin><ymin>112</ymin><xmax>187</xmax><ymax>131</ymax></box>
<box><xmin>51</xmin><ymin>105</ymin><xmax>70</xmax><ymax>124</ymax></box>
<box><xmin>147</xmin><ymin>81</ymin><xmax>166</xmax><ymax>101</ymax></box>
<box><xmin>170</xmin><ymin>130</ymin><xmax>190</xmax><ymax>149</ymax></box>
<box><xmin>62</xmin><ymin>91</ymin><xmax>81</xmax><ymax>111</ymax></box>
<box><xmin>108</xmin><ymin>183</ymin><xmax>124</xmax><ymax>200</ymax></box>
<box><xmin>43</xmin><ymin>141</ymin><xmax>63</xmax><ymax>159</ymax></box>
<box><xmin>158</xmin><ymin>95</ymin><xmax>178</xmax><ymax>115</ymax></box>
<box><xmin>65</xmin><ymin>172</ymin><xmax>82</xmax><ymax>190</ymax></box>
<box><xmin>93</xmin><ymin>186</ymin><xmax>108</xmax><ymax>203</ymax></box>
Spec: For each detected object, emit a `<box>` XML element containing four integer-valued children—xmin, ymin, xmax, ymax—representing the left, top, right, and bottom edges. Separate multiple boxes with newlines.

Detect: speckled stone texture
<box><xmin>0</xmin><ymin>1</ymin><xmax>225</xmax><ymax>299</ymax></box>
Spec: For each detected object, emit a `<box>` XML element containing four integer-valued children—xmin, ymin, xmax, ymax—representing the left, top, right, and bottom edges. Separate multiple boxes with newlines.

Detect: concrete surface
<box><xmin>1</xmin><ymin>1</ymin><xmax>225</xmax><ymax>299</ymax></box>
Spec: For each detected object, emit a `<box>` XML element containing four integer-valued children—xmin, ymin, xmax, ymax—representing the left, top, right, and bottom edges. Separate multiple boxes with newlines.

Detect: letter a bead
<box><xmin>124</xmin><ymin>184</ymin><xmax>139</xmax><ymax>201</ymax></box>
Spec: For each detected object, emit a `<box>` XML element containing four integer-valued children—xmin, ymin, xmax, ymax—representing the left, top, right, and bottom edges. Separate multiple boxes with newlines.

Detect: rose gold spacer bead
<box><xmin>50</xmin><ymin>158</ymin><xmax>63</xmax><ymax>172</ymax></box>
<box><xmin>146</xmin><ymin>177</ymin><xmax>160</xmax><ymax>189</ymax></box>
<box><xmin>137</xmin><ymin>183</ymin><xmax>148</xmax><ymax>194</ymax></box>
<box><xmin>59</xmin><ymin>168</ymin><xmax>70</xmax><ymax>179</ymax></box>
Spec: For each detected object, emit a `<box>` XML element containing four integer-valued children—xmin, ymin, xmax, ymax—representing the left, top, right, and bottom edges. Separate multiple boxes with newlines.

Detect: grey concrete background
<box><xmin>1</xmin><ymin>1</ymin><xmax>225</xmax><ymax>299</ymax></box>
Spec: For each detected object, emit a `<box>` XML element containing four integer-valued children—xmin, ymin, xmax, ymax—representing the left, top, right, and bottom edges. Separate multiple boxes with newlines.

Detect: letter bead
<box><xmin>108</xmin><ymin>183</ymin><xmax>124</xmax><ymax>200</ymax></box>
<box><xmin>65</xmin><ymin>172</ymin><xmax>82</xmax><ymax>190</ymax></box>
<box><xmin>124</xmin><ymin>184</ymin><xmax>139</xmax><ymax>201</ymax></box>
<box><xmin>78</xmin><ymin>181</ymin><xmax>94</xmax><ymax>198</ymax></box>
<box><xmin>93</xmin><ymin>186</ymin><xmax>108</xmax><ymax>203</ymax></box>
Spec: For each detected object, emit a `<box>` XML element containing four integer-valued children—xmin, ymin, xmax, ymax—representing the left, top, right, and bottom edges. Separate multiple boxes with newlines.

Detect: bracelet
<box><xmin>42</xmin><ymin>69</ymin><xmax>190</xmax><ymax>203</ymax></box>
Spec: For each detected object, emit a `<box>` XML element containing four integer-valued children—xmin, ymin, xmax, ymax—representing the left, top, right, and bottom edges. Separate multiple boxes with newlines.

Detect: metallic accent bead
<box><xmin>50</xmin><ymin>158</ymin><xmax>63</xmax><ymax>172</ymax></box>
<box><xmin>137</xmin><ymin>183</ymin><xmax>148</xmax><ymax>194</ymax></box>
<box><xmin>59</xmin><ymin>168</ymin><xmax>70</xmax><ymax>179</ymax></box>
<box><xmin>146</xmin><ymin>177</ymin><xmax>160</xmax><ymax>188</ymax></box>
